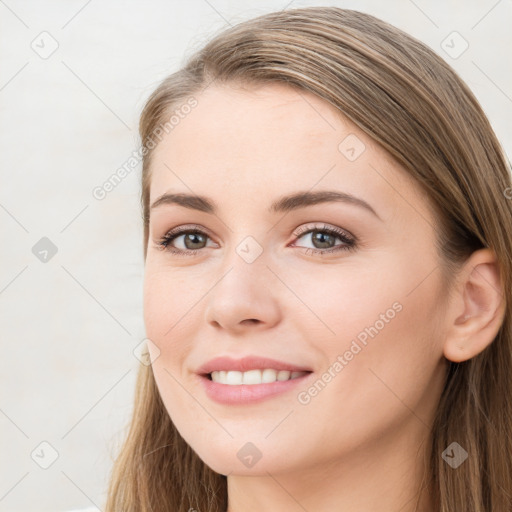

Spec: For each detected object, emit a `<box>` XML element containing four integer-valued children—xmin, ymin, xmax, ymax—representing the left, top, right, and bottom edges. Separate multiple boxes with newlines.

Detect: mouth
<box><xmin>197</xmin><ymin>369</ymin><xmax>314</xmax><ymax>405</ymax></box>
<box><xmin>195</xmin><ymin>355</ymin><xmax>314</xmax><ymax>404</ymax></box>
<box><xmin>203</xmin><ymin>369</ymin><xmax>312</xmax><ymax>385</ymax></box>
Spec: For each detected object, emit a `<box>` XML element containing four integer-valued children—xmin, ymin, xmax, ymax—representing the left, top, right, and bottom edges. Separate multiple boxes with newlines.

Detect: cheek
<box><xmin>143</xmin><ymin>265</ymin><xmax>201</xmax><ymax>341</ymax></box>
<box><xmin>142</xmin><ymin>268</ymin><xmax>196</xmax><ymax>396</ymax></box>
<box><xmin>300</xmin><ymin>267</ymin><xmax>444</xmax><ymax>442</ymax></box>
<box><xmin>276</xmin><ymin>257</ymin><xmax>401</xmax><ymax>343</ymax></box>
<box><xmin>287</xmin><ymin>254</ymin><xmax>444</xmax><ymax>408</ymax></box>
<box><xmin>142</xmin><ymin>270</ymin><xmax>195</xmax><ymax>429</ymax></box>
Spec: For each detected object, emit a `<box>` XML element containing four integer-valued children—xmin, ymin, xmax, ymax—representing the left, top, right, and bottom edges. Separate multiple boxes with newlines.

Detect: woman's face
<box><xmin>143</xmin><ymin>82</ymin><xmax>449</xmax><ymax>476</ymax></box>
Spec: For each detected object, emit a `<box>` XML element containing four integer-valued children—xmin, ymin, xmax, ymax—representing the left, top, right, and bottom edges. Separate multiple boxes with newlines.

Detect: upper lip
<box><xmin>196</xmin><ymin>356</ymin><xmax>313</xmax><ymax>375</ymax></box>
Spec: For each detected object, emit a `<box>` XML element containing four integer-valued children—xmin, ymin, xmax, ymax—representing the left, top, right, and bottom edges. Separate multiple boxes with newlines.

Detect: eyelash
<box><xmin>156</xmin><ymin>223</ymin><xmax>357</xmax><ymax>258</ymax></box>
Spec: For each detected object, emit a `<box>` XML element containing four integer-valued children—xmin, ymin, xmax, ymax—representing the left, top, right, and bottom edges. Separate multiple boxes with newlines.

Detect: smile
<box><xmin>199</xmin><ymin>371</ymin><xmax>313</xmax><ymax>405</ymax></box>
<box><xmin>209</xmin><ymin>369</ymin><xmax>309</xmax><ymax>385</ymax></box>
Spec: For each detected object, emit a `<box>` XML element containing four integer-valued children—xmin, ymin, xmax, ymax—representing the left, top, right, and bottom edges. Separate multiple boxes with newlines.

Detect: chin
<box><xmin>188</xmin><ymin>439</ymin><xmax>300</xmax><ymax>476</ymax></box>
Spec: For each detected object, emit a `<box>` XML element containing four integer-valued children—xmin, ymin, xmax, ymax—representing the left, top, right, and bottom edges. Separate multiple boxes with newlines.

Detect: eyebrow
<box><xmin>150</xmin><ymin>190</ymin><xmax>382</xmax><ymax>220</ymax></box>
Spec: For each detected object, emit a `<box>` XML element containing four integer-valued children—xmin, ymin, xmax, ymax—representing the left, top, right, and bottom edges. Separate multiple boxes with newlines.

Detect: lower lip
<box><xmin>198</xmin><ymin>373</ymin><xmax>313</xmax><ymax>404</ymax></box>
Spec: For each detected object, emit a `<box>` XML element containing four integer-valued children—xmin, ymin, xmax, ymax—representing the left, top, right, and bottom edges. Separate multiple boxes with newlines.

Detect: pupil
<box><xmin>185</xmin><ymin>233</ymin><xmax>205</xmax><ymax>249</ymax></box>
<box><xmin>313</xmin><ymin>231</ymin><xmax>333</xmax><ymax>248</ymax></box>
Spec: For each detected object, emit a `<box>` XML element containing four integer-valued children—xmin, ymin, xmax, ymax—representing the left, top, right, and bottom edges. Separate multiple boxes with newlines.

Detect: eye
<box><xmin>155</xmin><ymin>225</ymin><xmax>215</xmax><ymax>257</ymax></box>
<box><xmin>155</xmin><ymin>222</ymin><xmax>357</xmax><ymax>257</ymax></box>
<box><xmin>291</xmin><ymin>223</ymin><xmax>357</xmax><ymax>255</ymax></box>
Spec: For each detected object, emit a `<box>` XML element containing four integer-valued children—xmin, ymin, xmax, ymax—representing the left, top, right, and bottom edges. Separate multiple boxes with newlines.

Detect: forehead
<box><xmin>148</xmin><ymin>82</ymin><xmax>431</xmax><ymax>225</ymax></box>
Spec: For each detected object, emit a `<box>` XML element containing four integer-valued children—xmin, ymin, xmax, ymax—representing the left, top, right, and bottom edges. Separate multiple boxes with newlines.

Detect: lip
<box><xmin>195</xmin><ymin>355</ymin><xmax>314</xmax><ymax>405</ymax></box>
<box><xmin>198</xmin><ymin>372</ymin><xmax>313</xmax><ymax>405</ymax></box>
<box><xmin>196</xmin><ymin>355</ymin><xmax>313</xmax><ymax>375</ymax></box>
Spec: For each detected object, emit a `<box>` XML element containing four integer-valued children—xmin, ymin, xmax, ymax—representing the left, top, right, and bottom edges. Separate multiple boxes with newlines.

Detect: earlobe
<box><xmin>443</xmin><ymin>248</ymin><xmax>506</xmax><ymax>363</ymax></box>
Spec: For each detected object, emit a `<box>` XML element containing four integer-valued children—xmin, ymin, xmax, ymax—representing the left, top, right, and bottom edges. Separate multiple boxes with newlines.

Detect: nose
<box><xmin>204</xmin><ymin>254</ymin><xmax>282</xmax><ymax>334</ymax></box>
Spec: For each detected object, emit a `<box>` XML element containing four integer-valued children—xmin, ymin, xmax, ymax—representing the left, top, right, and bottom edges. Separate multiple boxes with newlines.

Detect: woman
<box><xmin>104</xmin><ymin>6</ymin><xmax>512</xmax><ymax>511</ymax></box>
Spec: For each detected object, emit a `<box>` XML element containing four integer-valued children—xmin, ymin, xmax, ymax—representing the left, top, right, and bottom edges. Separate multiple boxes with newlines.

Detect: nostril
<box><xmin>242</xmin><ymin>319</ymin><xmax>260</xmax><ymax>325</ymax></box>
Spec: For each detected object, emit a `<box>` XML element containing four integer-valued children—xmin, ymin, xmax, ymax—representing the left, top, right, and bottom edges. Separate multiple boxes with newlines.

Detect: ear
<box><xmin>443</xmin><ymin>248</ymin><xmax>506</xmax><ymax>363</ymax></box>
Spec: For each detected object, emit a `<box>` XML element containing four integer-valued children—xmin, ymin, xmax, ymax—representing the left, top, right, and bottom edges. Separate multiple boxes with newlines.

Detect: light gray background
<box><xmin>1</xmin><ymin>1</ymin><xmax>510</xmax><ymax>511</ymax></box>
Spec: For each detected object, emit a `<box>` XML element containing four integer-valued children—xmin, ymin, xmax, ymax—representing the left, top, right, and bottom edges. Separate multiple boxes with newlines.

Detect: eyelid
<box><xmin>160</xmin><ymin>223</ymin><xmax>214</xmax><ymax>239</ymax></box>
<box><xmin>292</xmin><ymin>222</ymin><xmax>356</xmax><ymax>242</ymax></box>
<box><xmin>157</xmin><ymin>222</ymin><xmax>353</xmax><ymax>241</ymax></box>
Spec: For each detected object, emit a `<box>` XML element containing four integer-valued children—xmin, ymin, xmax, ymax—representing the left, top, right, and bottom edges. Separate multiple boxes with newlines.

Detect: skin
<box><xmin>143</xmin><ymin>82</ymin><xmax>505</xmax><ymax>511</ymax></box>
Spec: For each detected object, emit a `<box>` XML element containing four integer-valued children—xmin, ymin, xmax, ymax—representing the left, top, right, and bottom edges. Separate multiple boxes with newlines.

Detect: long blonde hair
<box><xmin>105</xmin><ymin>7</ymin><xmax>512</xmax><ymax>511</ymax></box>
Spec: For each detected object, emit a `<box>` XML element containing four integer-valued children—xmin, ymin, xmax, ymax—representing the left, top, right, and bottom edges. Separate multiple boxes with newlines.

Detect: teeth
<box><xmin>210</xmin><ymin>369</ymin><xmax>308</xmax><ymax>385</ymax></box>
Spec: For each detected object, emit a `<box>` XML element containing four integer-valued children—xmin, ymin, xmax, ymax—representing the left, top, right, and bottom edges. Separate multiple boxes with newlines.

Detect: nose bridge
<box><xmin>204</xmin><ymin>235</ymin><xmax>281</xmax><ymax>329</ymax></box>
<box><xmin>215</xmin><ymin>234</ymin><xmax>270</xmax><ymax>299</ymax></box>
